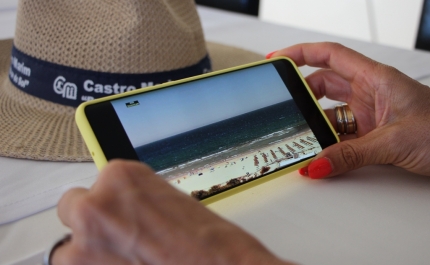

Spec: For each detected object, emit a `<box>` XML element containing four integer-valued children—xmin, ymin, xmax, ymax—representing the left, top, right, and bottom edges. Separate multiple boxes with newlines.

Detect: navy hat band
<box><xmin>9</xmin><ymin>46</ymin><xmax>212</xmax><ymax>107</ymax></box>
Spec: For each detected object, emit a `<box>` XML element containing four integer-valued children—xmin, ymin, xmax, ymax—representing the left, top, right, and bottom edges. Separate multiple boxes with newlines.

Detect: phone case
<box><xmin>75</xmin><ymin>57</ymin><xmax>339</xmax><ymax>204</ymax></box>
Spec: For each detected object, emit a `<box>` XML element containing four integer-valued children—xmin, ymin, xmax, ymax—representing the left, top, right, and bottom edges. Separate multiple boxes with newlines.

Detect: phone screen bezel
<box><xmin>84</xmin><ymin>58</ymin><xmax>338</xmax><ymax>165</ymax></box>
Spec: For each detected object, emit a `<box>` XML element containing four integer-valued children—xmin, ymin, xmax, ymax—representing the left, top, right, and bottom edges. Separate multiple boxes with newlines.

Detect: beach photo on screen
<box><xmin>111</xmin><ymin>63</ymin><xmax>323</xmax><ymax>199</ymax></box>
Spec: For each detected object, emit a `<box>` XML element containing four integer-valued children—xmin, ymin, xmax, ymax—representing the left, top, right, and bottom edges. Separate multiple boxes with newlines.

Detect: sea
<box><xmin>135</xmin><ymin>99</ymin><xmax>311</xmax><ymax>176</ymax></box>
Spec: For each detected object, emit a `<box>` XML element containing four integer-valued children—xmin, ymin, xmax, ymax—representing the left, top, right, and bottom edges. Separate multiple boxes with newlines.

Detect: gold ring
<box><xmin>334</xmin><ymin>103</ymin><xmax>357</xmax><ymax>134</ymax></box>
<box><xmin>43</xmin><ymin>234</ymin><xmax>72</xmax><ymax>265</ymax></box>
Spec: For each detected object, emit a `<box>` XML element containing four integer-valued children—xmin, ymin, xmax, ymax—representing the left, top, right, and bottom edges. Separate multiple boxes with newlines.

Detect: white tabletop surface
<box><xmin>3</xmin><ymin>5</ymin><xmax>430</xmax><ymax>265</ymax></box>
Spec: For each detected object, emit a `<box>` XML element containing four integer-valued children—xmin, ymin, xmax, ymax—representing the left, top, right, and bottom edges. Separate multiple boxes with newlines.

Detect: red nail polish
<box><xmin>298</xmin><ymin>166</ymin><xmax>308</xmax><ymax>176</ymax></box>
<box><xmin>265</xmin><ymin>51</ymin><xmax>277</xmax><ymax>59</ymax></box>
<box><xmin>308</xmin><ymin>158</ymin><xmax>332</xmax><ymax>179</ymax></box>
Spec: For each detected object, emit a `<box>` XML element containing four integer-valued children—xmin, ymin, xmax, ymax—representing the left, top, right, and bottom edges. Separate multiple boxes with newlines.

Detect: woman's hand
<box><xmin>268</xmin><ymin>42</ymin><xmax>430</xmax><ymax>178</ymax></box>
<box><xmin>51</xmin><ymin>160</ymin><xmax>294</xmax><ymax>265</ymax></box>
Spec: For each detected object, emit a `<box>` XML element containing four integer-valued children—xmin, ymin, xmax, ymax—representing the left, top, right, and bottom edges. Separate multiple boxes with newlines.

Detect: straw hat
<box><xmin>0</xmin><ymin>0</ymin><xmax>263</xmax><ymax>162</ymax></box>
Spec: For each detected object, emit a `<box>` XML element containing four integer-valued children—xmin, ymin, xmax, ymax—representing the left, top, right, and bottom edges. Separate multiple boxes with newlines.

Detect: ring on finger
<box><xmin>43</xmin><ymin>234</ymin><xmax>72</xmax><ymax>265</ymax></box>
<box><xmin>334</xmin><ymin>103</ymin><xmax>357</xmax><ymax>135</ymax></box>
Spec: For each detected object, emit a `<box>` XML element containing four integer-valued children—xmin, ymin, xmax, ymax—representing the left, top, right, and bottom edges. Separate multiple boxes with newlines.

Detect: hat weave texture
<box><xmin>15</xmin><ymin>0</ymin><xmax>207</xmax><ymax>73</ymax></box>
<box><xmin>1</xmin><ymin>39</ymin><xmax>86</xmax><ymax>160</ymax></box>
<box><xmin>0</xmin><ymin>0</ymin><xmax>263</xmax><ymax>162</ymax></box>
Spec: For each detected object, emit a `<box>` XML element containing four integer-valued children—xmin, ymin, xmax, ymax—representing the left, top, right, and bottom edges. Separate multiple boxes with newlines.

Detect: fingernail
<box><xmin>298</xmin><ymin>166</ymin><xmax>308</xmax><ymax>176</ymax></box>
<box><xmin>265</xmin><ymin>51</ymin><xmax>277</xmax><ymax>59</ymax></box>
<box><xmin>308</xmin><ymin>158</ymin><xmax>333</xmax><ymax>179</ymax></box>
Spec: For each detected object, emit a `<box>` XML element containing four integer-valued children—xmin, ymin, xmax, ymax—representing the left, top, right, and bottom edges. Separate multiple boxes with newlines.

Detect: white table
<box><xmin>3</xmin><ymin>5</ymin><xmax>430</xmax><ymax>265</ymax></box>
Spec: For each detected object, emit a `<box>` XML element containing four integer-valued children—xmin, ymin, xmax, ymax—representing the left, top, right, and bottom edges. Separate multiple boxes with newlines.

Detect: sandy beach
<box><xmin>164</xmin><ymin>129</ymin><xmax>321</xmax><ymax>199</ymax></box>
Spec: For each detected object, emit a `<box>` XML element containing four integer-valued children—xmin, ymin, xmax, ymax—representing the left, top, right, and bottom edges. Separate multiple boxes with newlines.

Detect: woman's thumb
<box><xmin>304</xmin><ymin>132</ymin><xmax>389</xmax><ymax>179</ymax></box>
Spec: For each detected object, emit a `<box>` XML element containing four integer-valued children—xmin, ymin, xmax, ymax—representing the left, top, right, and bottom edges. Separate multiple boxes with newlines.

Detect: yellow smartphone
<box><xmin>76</xmin><ymin>57</ymin><xmax>339</xmax><ymax>203</ymax></box>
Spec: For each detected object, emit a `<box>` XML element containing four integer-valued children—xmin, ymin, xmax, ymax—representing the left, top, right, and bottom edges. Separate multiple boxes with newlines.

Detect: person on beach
<box><xmin>49</xmin><ymin>42</ymin><xmax>430</xmax><ymax>265</ymax></box>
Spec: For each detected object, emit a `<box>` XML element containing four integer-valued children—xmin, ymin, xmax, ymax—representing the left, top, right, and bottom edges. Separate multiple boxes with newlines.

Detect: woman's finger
<box><xmin>51</xmin><ymin>240</ymin><xmax>133</xmax><ymax>265</ymax></box>
<box><xmin>305</xmin><ymin>69</ymin><xmax>352</xmax><ymax>102</ymax></box>
<box><xmin>270</xmin><ymin>42</ymin><xmax>379</xmax><ymax>85</ymax></box>
<box><xmin>308</xmin><ymin>129</ymin><xmax>393</xmax><ymax>179</ymax></box>
<box><xmin>57</xmin><ymin>187</ymin><xmax>89</xmax><ymax>228</ymax></box>
<box><xmin>307</xmin><ymin>68</ymin><xmax>377</xmax><ymax>136</ymax></box>
<box><xmin>50</xmin><ymin>240</ymin><xmax>77</xmax><ymax>265</ymax></box>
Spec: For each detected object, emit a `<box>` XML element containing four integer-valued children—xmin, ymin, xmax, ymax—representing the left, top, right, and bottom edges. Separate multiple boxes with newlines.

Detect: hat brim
<box><xmin>0</xmin><ymin>38</ymin><xmax>263</xmax><ymax>161</ymax></box>
<box><xmin>207</xmin><ymin>42</ymin><xmax>264</xmax><ymax>72</ymax></box>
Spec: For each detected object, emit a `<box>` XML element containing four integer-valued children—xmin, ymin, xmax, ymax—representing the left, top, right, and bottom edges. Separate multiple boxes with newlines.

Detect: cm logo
<box><xmin>53</xmin><ymin>76</ymin><xmax>77</xmax><ymax>100</ymax></box>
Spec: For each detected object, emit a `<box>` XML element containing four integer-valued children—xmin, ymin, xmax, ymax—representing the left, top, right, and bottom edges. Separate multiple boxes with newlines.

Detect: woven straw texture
<box><xmin>1</xmin><ymin>39</ymin><xmax>86</xmax><ymax>160</ymax></box>
<box><xmin>0</xmin><ymin>38</ymin><xmax>263</xmax><ymax>161</ymax></box>
<box><xmin>0</xmin><ymin>0</ymin><xmax>265</xmax><ymax>161</ymax></box>
<box><xmin>14</xmin><ymin>0</ymin><xmax>208</xmax><ymax>73</ymax></box>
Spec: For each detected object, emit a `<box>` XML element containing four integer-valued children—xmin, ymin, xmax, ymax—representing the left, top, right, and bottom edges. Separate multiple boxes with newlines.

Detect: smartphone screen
<box><xmin>82</xmin><ymin>59</ymin><xmax>338</xmax><ymax>200</ymax></box>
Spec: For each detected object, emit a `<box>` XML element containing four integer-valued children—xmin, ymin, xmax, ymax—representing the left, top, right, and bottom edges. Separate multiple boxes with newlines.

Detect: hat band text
<box><xmin>8</xmin><ymin>46</ymin><xmax>212</xmax><ymax>107</ymax></box>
